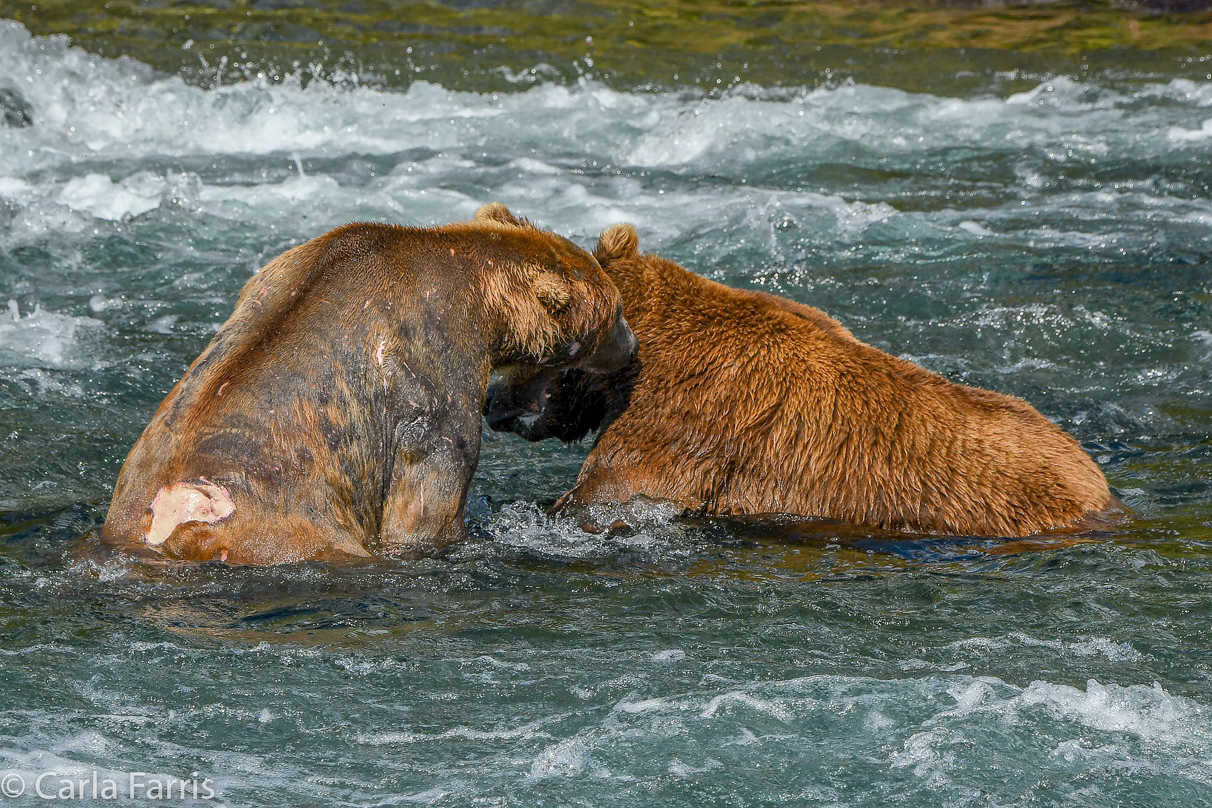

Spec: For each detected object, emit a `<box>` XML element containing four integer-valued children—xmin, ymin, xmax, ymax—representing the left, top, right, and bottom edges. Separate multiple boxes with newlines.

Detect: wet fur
<box><xmin>486</xmin><ymin>223</ymin><xmax>1115</xmax><ymax>538</ymax></box>
<box><xmin>103</xmin><ymin>206</ymin><xmax>629</xmax><ymax>564</ymax></box>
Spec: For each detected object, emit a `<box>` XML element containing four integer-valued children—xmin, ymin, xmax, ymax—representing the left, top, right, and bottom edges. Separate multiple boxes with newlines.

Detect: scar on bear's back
<box><xmin>146</xmin><ymin>481</ymin><xmax>235</xmax><ymax>546</ymax></box>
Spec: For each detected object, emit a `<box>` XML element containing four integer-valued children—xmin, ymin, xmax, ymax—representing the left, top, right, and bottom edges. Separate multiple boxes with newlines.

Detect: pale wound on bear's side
<box><xmin>146</xmin><ymin>482</ymin><xmax>236</xmax><ymax>546</ymax></box>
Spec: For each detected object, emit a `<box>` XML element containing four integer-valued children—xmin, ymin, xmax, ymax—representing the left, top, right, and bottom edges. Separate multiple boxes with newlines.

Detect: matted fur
<box><xmin>103</xmin><ymin>206</ymin><xmax>630</xmax><ymax>564</ymax></box>
<box><xmin>487</xmin><ymin>223</ymin><xmax>1115</xmax><ymax>538</ymax></box>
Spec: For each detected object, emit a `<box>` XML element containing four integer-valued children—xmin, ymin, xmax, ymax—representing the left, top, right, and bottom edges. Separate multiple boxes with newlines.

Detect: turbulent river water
<box><xmin>1</xmin><ymin>16</ymin><xmax>1211</xmax><ymax>807</ymax></box>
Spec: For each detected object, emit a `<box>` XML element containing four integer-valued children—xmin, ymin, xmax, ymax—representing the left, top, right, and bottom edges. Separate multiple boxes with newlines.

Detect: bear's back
<box><xmin>585</xmin><ymin>252</ymin><xmax>1111</xmax><ymax>536</ymax></box>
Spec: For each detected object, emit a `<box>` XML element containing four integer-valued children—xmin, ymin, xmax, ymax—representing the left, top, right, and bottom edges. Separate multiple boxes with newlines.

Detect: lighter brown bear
<box><xmin>102</xmin><ymin>204</ymin><xmax>636</xmax><ymax>565</ymax></box>
<box><xmin>484</xmin><ymin>223</ymin><xmax>1116</xmax><ymax>538</ymax></box>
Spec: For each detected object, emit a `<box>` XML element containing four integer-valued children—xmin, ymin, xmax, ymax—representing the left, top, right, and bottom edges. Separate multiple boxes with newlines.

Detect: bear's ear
<box><xmin>530</xmin><ymin>271</ymin><xmax>572</xmax><ymax>314</ymax></box>
<box><xmin>594</xmin><ymin>223</ymin><xmax>640</xmax><ymax>263</ymax></box>
<box><xmin>475</xmin><ymin>202</ymin><xmax>522</xmax><ymax>227</ymax></box>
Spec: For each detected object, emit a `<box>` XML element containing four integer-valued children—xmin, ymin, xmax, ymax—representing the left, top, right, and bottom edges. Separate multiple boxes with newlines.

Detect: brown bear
<box><xmin>484</xmin><ymin>222</ymin><xmax>1116</xmax><ymax>538</ymax></box>
<box><xmin>102</xmin><ymin>204</ymin><xmax>637</xmax><ymax>564</ymax></box>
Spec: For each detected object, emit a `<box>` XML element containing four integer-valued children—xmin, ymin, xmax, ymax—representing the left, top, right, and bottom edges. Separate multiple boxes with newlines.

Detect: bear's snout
<box><xmin>583</xmin><ymin>311</ymin><xmax>638</xmax><ymax>375</ymax></box>
<box><xmin>483</xmin><ymin>383</ymin><xmax>512</xmax><ymax>427</ymax></box>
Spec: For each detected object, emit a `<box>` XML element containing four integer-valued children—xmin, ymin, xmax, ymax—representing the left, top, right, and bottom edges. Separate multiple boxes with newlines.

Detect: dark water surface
<box><xmin>1</xmin><ymin>13</ymin><xmax>1211</xmax><ymax>807</ymax></box>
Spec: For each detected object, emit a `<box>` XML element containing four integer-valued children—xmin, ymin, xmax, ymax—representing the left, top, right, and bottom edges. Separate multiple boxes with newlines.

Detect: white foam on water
<box><xmin>87</xmin><ymin>293</ymin><xmax>121</xmax><ymax>313</ymax></box>
<box><xmin>890</xmin><ymin>728</ymin><xmax>961</xmax><ymax>784</ymax></box>
<box><xmin>956</xmin><ymin>220</ymin><xmax>994</xmax><ymax>237</ymax></box>
<box><xmin>359</xmin><ymin>717</ymin><xmax>558</xmax><ymax>746</ymax></box>
<box><xmin>528</xmin><ymin>737</ymin><xmax>594</xmax><ymax>780</ymax></box>
<box><xmin>0</xmin><ymin>20</ymin><xmax>1208</xmax><ymax>253</ymax></box>
<box><xmin>310</xmin><ymin>670</ymin><xmax>1189</xmax><ymax>801</ymax></box>
<box><xmin>4</xmin><ymin>657</ymin><xmax>1208</xmax><ymax>803</ymax></box>
<box><xmin>144</xmin><ymin>315</ymin><xmax>177</xmax><ymax>335</ymax></box>
<box><xmin>477</xmin><ymin>498</ymin><xmax>689</xmax><ymax>560</ymax></box>
<box><xmin>1018</xmin><ymin>679</ymin><xmax>1204</xmax><ymax>743</ymax></box>
<box><xmin>479</xmin><ymin>501</ymin><xmax>606</xmax><ymax>559</ymax></box>
<box><xmin>877</xmin><ymin>676</ymin><xmax>1212</xmax><ymax>792</ymax></box>
<box><xmin>387</xmin><ymin>781</ymin><xmax>473</xmax><ymax>805</ymax></box>
<box><xmin>723</xmin><ymin>727</ymin><xmax>761</xmax><ymax>747</ymax></box>
<box><xmin>0</xmin><ymin>300</ymin><xmax>103</xmax><ymax>369</ymax></box>
<box><xmin>0</xmin><ymin>643</ymin><xmax>75</xmax><ymax>657</ymax></box>
<box><xmin>0</xmin><ymin>175</ymin><xmax>32</xmax><ymax>199</ymax></box>
<box><xmin>57</xmin><ymin>172</ymin><xmax>166</xmax><ymax>221</ymax></box>
<box><xmin>1169</xmin><ymin>118</ymin><xmax>1212</xmax><ymax>142</ymax></box>
<box><xmin>700</xmin><ymin>691</ymin><xmax>797</xmax><ymax>722</ymax></box>
<box><xmin>945</xmin><ymin>632</ymin><xmax>1146</xmax><ymax>663</ymax></box>
<box><xmin>583</xmin><ymin>673</ymin><xmax>1208</xmax><ymax>770</ymax></box>
<box><xmin>126</xmin><ymin>640</ymin><xmax>185</xmax><ymax>654</ymax></box>
<box><xmin>1</xmin><ymin>23</ymin><xmax>1191</xmax><ymax>171</ymax></box>
<box><xmin>612</xmin><ymin>691</ymin><xmax>711</xmax><ymax>717</ymax></box>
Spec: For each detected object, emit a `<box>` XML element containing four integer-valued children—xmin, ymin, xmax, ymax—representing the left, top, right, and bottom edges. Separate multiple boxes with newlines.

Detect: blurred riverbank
<box><xmin>3</xmin><ymin>0</ymin><xmax>1211</xmax><ymax>95</ymax></box>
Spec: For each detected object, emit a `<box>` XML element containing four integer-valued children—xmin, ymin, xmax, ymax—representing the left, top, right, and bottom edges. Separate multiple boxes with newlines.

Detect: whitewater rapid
<box><xmin>2</xmin><ymin>18</ymin><xmax>1211</xmax><ymax>247</ymax></box>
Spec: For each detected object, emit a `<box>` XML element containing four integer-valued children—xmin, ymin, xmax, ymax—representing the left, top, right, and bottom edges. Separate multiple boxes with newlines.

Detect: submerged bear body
<box><xmin>104</xmin><ymin>206</ymin><xmax>635</xmax><ymax>564</ymax></box>
<box><xmin>486</xmin><ymin>223</ymin><xmax>1115</xmax><ymax>538</ymax></box>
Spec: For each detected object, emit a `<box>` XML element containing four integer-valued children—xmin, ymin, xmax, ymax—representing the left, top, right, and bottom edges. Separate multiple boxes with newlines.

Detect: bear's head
<box><xmin>484</xmin><ymin>221</ymin><xmax>643</xmax><ymax>442</ymax></box>
<box><xmin>473</xmin><ymin>205</ymin><xmax>638</xmax><ymax>404</ymax></box>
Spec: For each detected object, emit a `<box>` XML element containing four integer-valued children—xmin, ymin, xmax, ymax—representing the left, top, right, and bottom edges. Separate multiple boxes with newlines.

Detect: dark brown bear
<box><xmin>102</xmin><ymin>204</ymin><xmax>636</xmax><ymax>564</ymax></box>
<box><xmin>485</xmin><ymin>223</ymin><xmax>1115</xmax><ymax>538</ymax></box>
